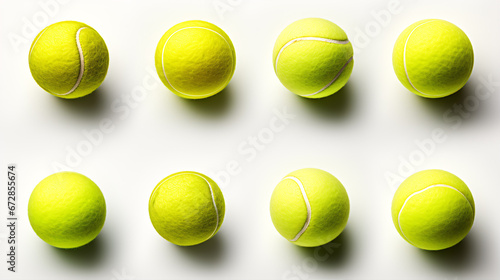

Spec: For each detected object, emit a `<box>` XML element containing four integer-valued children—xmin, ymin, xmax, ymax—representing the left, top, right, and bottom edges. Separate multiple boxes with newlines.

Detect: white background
<box><xmin>1</xmin><ymin>0</ymin><xmax>499</xmax><ymax>279</ymax></box>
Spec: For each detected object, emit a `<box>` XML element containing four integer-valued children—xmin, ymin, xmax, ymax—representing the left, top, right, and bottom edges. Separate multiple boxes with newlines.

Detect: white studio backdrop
<box><xmin>0</xmin><ymin>0</ymin><xmax>499</xmax><ymax>279</ymax></box>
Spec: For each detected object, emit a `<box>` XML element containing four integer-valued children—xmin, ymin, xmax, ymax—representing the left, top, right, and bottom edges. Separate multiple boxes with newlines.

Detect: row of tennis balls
<box><xmin>29</xmin><ymin>18</ymin><xmax>474</xmax><ymax>100</ymax></box>
<box><xmin>29</xmin><ymin>168</ymin><xmax>474</xmax><ymax>251</ymax></box>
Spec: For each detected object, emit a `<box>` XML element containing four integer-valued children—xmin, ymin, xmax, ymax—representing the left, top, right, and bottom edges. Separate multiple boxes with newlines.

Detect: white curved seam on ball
<box><xmin>274</xmin><ymin>37</ymin><xmax>351</xmax><ymax>96</ymax></box>
<box><xmin>397</xmin><ymin>184</ymin><xmax>472</xmax><ymax>245</ymax></box>
<box><xmin>274</xmin><ymin>37</ymin><xmax>350</xmax><ymax>72</ymax></box>
<box><xmin>283</xmin><ymin>176</ymin><xmax>312</xmax><ymax>242</ymax></box>
<box><xmin>161</xmin><ymin>26</ymin><xmax>233</xmax><ymax>98</ymax></box>
<box><xmin>197</xmin><ymin>174</ymin><xmax>220</xmax><ymax>239</ymax></box>
<box><xmin>302</xmin><ymin>56</ymin><xmax>353</xmax><ymax>97</ymax></box>
<box><xmin>403</xmin><ymin>20</ymin><xmax>437</xmax><ymax>97</ymax></box>
<box><xmin>28</xmin><ymin>29</ymin><xmax>47</xmax><ymax>58</ymax></box>
<box><xmin>155</xmin><ymin>172</ymin><xmax>220</xmax><ymax>239</ymax></box>
<box><xmin>56</xmin><ymin>27</ymin><xmax>87</xmax><ymax>96</ymax></box>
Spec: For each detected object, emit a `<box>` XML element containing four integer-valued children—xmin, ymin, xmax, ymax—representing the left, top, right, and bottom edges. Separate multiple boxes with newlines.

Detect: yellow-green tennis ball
<box><xmin>391</xmin><ymin>170</ymin><xmax>475</xmax><ymax>250</ymax></box>
<box><xmin>272</xmin><ymin>18</ymin><xmax>354</xmax><ymax>99</ymax></box>
<box><xmin>149</xmin><ymin>171</ymin><xmax>225</xmax><ymax>246</ymax></box>
<box><xmin>155</xmin><ymin>20</ymin><xmax>236</xmax><ymax>99</ymax></box>
<box><xmin>393</xmin><ymin>19</ymin><xmax>474</xmax><ymax>98</ymax></box>
<box><xmin>270</xmin><ymin>168</ymin><xmax>350</xmax><ymax>247</ymax></box>
<box><xmin>28</xmin><ymin>172</ymin><xmax>106</xmax><ymax>249</ymax></box>
<box><xmin>28</xmin><ymin>21</ymin><xmax>109</xmax><ymax>99</ymax></box>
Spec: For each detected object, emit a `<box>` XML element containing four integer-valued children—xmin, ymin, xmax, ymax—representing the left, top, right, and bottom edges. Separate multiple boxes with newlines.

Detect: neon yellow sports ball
<box><xmin>28</xmin><ymin>172</ymin><xmax>106</xmax><ymax>249</ymax></box>
<box><xmin>29</xmin><ymin>21</ymin><xmax>109</xmax><ymax>99</ymax></box>
<box><xmin>273</xmin><ymin>18</ymin><xmax>354</xmax><ymax>99</ymax></box>
<box><xmin>270</xmin><ymin>168</ymin><xmax>350</xmax><ymax>247</ymax></box>
<box><xmin>391</xmin><ymin>170</ymin><xmax>475</xmax><ymax>250</ymax></box>
<box><xmin>155</xmin><ymin>20</ymin><xmax>236</xmax><ymax>99</ymax></box>
<box><xmin>393</xmin><ymin>19</ymin><xmax>474</xmax><ymax>98</ymax></box>
<box><xmin>149</xmin><ymin>171</ymin><xmax>225</xmax><ymax>246</ymax></box>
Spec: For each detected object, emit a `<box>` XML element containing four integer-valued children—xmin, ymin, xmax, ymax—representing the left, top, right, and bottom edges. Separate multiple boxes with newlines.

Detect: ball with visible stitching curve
<box><xmin>272</xmin><ymin>18</ymin><xmax>354</xmax><ymax>99</ymax></box>
<box><xmin>270</xmin><ymin>168</ymin><xmax>350</xmax><ymax>247</ymax></box>
<box><xmin>391</xmin><ymin>169</ymin><xmax>475</xmax><ymax>250</ymax></box>
<box><xmin>393</xmin><ymin>19</ymin><xmax>474</xmax><ymax>98</ymax></box>
<box><xmin>28</xmin><ymin>172</ymin><xmax>106</xmax><ymax>249</ymax></box>
<box><xmin>154</xmin><ymin>20</ymin><xmax>236</xmax><ymax>99</ymax></box>
<box><xmin>29</xmin><ymin>21</ymin><xmax>109</xmax><ymax>99</ymax></box>
<box><xmin>149</xmin><ymin>171</ymin><xmax>225</xmax><ymax>246</ymax></box>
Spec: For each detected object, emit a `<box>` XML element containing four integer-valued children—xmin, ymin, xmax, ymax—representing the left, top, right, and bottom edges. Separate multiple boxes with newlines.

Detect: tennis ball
<box><xmin>155</xmin><ymin>20</ymin><xmax>236</xmax><ymax>99</ymax></box>
<box><xmin>270</xmin><ymin>168</ymin><xmax>350</xmax><ymax>247</ymax></box>
<box><xmin>391</xmin><ymin>170</ymin><xmax>475</xmax><ymax>250</ymax></box>
<box><xmin>149</xmin><ymin>171</ymin><xmax>225</xmax><ymax>246</ymax></box>
<box><xmin>28</xmin><ymin>172</ymin><xmax>106</xmax><ymax>249</ymax></box>
<box><xmin>273</xmin><ymin>18</ymin><xmax>354</xmax><ymax>99</ymax></box>
<box><xmin>393</xmin><ymin>19</ymin><xmax>474</xmax><ymax>98</ymax></box>
<box><xmin>29</xmin><ymin>21</ymin><xmax>109</xmax><ymax>99</ymax></box>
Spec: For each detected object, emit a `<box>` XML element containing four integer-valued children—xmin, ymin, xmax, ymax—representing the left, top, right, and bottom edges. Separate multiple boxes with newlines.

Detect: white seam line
<box><xmin>283</xmin><ymin>176</ymin><xmax>312</xmax><ymax>242</ymax></box>
<box><xmin>397</xmin><ymin>184</ymin><xmax>472</xmax><ymax>245</ymax></box>
<box><xmin>58</xmin><ymin>27</ymin><xmax>87</xmax><ymax>96</ymax></box>
<box><xmin>275</xmin><ymin>37</ymin><xmax>350</xmax><ymax>71</ymax></box>
<box><xmin>156</xmin><ymin>172</ymin><xmax>220</xmax><ymax>239</ymax></box>
<box><xmin>201</xmin><ymin>175</ymin><xmax>220</xmax><ymax>239</ymax></box>
<box><xmin>29</xmin><ymin>29</ymin><xmax>47</xmax><ymax>58</ymax></box>
<box><xmin>403</xmin><ymin>20</ymin><xmax>436</xmax><ymax>97</ymax></box>
<box><xmin>161</xmin><ymin>26</ymin><xmax>233</xmax><ymax>98</ymax></box>
<box><xmin>302</xmin><ymin>56</ymin><xmax>353</xmax><ymax>97</ymax></box>
<box><xmin>274</xmin><ymin>37</ymin><xmax>351</xmax><ymax>97</ymax></box>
